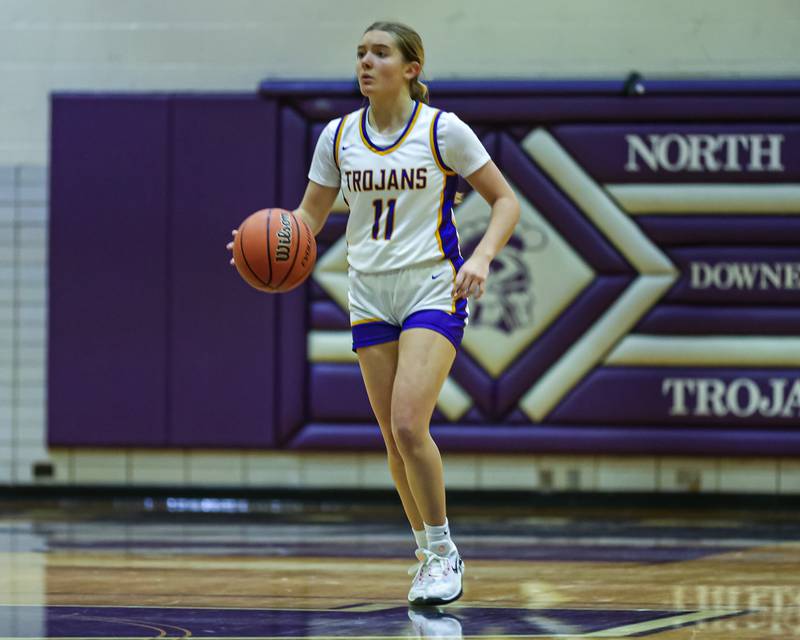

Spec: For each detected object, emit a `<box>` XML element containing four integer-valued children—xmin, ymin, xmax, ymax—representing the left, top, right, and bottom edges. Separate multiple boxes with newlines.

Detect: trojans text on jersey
<box><xmin>344</xmin><ymin>168</ymin><xmax>428</xmax><ymax>192</ymax></box>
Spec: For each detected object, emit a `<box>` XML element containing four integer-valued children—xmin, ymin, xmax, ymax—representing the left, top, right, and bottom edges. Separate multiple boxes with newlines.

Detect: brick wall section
<box><xmin>0</xmin><ymin>166</ymin><xmax>48</xmax><ymax>483</ymax></box>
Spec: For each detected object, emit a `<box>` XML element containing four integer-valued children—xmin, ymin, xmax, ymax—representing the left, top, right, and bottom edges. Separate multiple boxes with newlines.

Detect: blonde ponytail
<box><xmin>411</xmin><ymin>76</ymin><xmax>430</xmax><ymax>104</ymax></box>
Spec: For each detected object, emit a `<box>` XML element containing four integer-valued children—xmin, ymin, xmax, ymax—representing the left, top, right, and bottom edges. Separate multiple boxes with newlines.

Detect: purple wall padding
<box><xmin>309</xmin><ymin>364</ymin><xmax>373</xmax><ymax>421</ymax></box>
<box><xmin>638</xmin><ymin>216</ymin><xmax>800</xmax><ymax>246</ymax></box>
<box><xmin>316</xmin><ymin>213</ymin><xmax>348</xmax><ymax>244</ymax></box>
<box><xmin>635</xmin><ymin>305</ymin><xmax>800</xmax><ymax>335</ymax></box>
<box><xmin>665</xmin><ymin>248</ymin><xmax>800</xmax><ymax>304</ymax></box>
<box><xmin>273</xmin><ymin>106</ymin><xmax>312</xmax><ymax>445</ymax></box>
<box><xmin>551</xmin><ymin>367</ymin><xmax>800</xmax><ymax>426</ymax></box>
<box><xmin>552</xmin><ymin>124</ymin><xmax>800</xmax><ymax>184</ymax></box>
<box><xmin>289</xmin><ymin>423</ymin><xmax>800</xmax><ymax>456</ymax></box>
<box><xmin>294</xmin><ymin>96</ymin><xmax>800</xmax><ymax>124</ymax></box>
<box><xmin>168</xmin><ymin>97</ymin><xmax>280</xmax><ymax>447</ymax></box>
<box><xmin>259</xmin><ymin>79</ymin><xmax>800</xmax><ymax>97</ymax></box>
<box><xmin>275</xmin><ymin>287</ymin><xmax>308</xmax><ymax>445</ymax></box>
<box><xmin>49</xmin><ymin>96</ymin><xmax>170</xmax><ymax>445</ymax></box>
<box><xmin>311</xmin><ymin>301</ymin><xmax>349</xmax><ymax>330</ymax></box>
<box><xmin>49</xmin><ymin>80</ymin><xmax>800</xmax><ymax>455</ymax></box>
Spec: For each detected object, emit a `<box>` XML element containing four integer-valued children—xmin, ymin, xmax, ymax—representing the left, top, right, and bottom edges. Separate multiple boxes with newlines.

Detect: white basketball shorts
<box><xmin>348</xmin><ymin>258</ymin><xmax>469</xmax><ymax>351</ymax></box>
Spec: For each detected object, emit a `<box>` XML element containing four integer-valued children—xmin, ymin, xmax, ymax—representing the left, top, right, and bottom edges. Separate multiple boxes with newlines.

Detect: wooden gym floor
<box><xmin>1</xmin><ymin>495</ymin><xmax>799</xmax><ymax>639</ymax></box>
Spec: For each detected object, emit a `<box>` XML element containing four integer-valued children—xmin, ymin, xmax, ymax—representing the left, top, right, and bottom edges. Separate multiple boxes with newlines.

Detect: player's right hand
<box><xmin>226</xmin><ymin>229</ymin><xmax>238</xmax><ymax>266</ymax></box>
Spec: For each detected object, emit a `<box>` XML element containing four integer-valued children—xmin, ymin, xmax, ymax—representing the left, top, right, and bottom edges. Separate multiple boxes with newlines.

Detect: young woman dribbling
<box><xmin>228</xmin><ymin>21</ymin><xmax>519</xmax><ymax>605</ymax></box>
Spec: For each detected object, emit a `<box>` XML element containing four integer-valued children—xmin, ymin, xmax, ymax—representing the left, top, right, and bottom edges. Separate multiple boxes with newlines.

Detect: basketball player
<box><xmin>228</xmin><ymin>22</ymin><xmax>519</xmax><ymax>605</ymax></box>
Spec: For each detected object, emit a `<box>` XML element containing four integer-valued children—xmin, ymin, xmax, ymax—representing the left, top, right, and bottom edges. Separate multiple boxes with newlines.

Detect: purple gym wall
<box><xmin>49</xmin><ymin>80</ymin><xmax>800</xmax><ymax>455</ymax></box>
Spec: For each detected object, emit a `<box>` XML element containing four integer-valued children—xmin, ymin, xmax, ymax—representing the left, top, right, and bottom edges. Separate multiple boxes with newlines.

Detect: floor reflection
<box><xmin>0</xmin><ymin>604</ymin><xmax>747</xmax><ymax>638</ymax></box>
<box><xmin>408</xmin><ymin>606</ymin><xmax>463</xmax><ymax>638</ymax></box>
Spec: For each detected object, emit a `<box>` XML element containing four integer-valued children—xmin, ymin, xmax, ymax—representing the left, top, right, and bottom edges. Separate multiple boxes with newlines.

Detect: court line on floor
<box><xmin>580</xmin><ymin>608</ymin><xmax>750</xmax><ymax>637</ymax></box>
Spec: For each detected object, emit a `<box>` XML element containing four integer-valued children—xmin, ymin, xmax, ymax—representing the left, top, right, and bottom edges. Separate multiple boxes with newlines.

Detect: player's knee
<box><xmin>391</xmin><ymin>412</ymin><xmax>425</xmax><ymax>455</ymax></box>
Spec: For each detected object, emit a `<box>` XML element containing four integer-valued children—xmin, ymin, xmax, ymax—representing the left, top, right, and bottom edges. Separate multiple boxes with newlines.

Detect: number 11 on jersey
<box><xmin>371</xmin><ymin>198</ymin><xmax>397</xmax><ymax>241</ymax></box>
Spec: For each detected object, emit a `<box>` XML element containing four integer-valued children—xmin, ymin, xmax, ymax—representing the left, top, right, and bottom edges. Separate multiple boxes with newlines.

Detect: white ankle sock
<box><xmin>412</xmin><ymin>528</ymin><xmax>427</xmax><ymax>550</ymax></box>
<box><xmin>424</xmin><ymin>518</ymin><xmax>455</xmax><ymax>556</ymax></box>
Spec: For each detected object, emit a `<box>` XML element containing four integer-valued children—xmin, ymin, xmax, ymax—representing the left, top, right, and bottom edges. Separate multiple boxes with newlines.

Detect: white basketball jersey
<box><xmin>332</xmin><ymin>101</ymin><xmax>462</xmax><ymax>274</ymax></box>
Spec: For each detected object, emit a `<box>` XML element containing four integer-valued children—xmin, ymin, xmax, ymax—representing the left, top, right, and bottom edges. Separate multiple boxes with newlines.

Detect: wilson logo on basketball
<box><xmin>275</xmin><ymin>212</ymin><xmax>293</xmax><ymax>262</ymax></box>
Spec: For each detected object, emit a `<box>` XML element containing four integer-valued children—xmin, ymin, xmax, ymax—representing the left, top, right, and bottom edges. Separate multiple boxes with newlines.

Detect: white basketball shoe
<box><xmin>408</xmin><ymin>546</ymin><xmax>464</xmax><ymax>606</ymax></box>
<box><xmin>407</xmin><ymin>547</ymin><xmax>428</xmax><ymax>602</ymax></box>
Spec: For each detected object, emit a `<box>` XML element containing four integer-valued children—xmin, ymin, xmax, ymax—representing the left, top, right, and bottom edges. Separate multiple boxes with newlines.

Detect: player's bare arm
<box><xmin>294</xmin><ymin>180</ymin><xmax>340</xmax><ymax>236</ymax></box>
<box><xmin>453</xmin><ymin>160</ymin><xmax>520</xmax><ymax>301</ymax></box>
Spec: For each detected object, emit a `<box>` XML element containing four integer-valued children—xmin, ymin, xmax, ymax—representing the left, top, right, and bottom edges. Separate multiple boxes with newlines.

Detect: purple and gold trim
<box><xmin>435</xmin><ymin>172</ymin><xmax>461</xmax><ymax>262</ymax></box>
<box><xmin>430</xmin><ymin>110</ymin><xmax>457</xmax><ymax>175</ymax></box>
<box><xmin>403</xmin><ymin>308</ymin><xmax>468</xmax><ymax>350</ymax></box>
<box><xmin>451</xmin><ymin>286</ymin><xmax>468</xmax><ymax>316</ymax></box>
<box><xmin>433</xmin><ymin>168</ymin><xmax>463</xmax><ymax>313</ymax></box>
<box><xmin>332</xmin><ymin>114</ymin><xmax>348</xmax><ymax>169</ymax></box>
<box><xmin>429</xmin><ymin>109</ymin><xmax>463</xmax><ymax>315</ymax></box>
<box><xmin>359</xmin><ymin>101</ymin><xmax>421</xmax><ymax>155</ymax></box>
<box><xmin>351</xmin><ymin>320</ymin><xmax>400</xmax><ymax>351</ymax></box>
<box><xmin>351</xmin><ymin>316</ymin><xmax>382</xmax><ymax>327</ymax></box>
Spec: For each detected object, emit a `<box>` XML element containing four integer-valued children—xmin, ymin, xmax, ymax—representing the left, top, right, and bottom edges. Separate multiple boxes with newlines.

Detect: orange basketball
<box><xmin>232</xmin><ymin>208</ymin><xmax>316</xmax><ymax>293</ymax></box>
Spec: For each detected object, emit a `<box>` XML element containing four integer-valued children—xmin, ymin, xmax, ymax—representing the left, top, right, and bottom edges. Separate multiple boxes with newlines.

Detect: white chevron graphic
<box><xmin>518</xmin><ymin>129</ymin><xmax>679</xmax><ymax>421</ymax></box>
<box><xmin>606</xmin><ymin>183</ymin><xmax>800</xmax><ymax>214</ymax></box>
<box><xmin>606</xmin><ymin>335</ymin><xmax>800</xmax><ymax>366</ymax></box>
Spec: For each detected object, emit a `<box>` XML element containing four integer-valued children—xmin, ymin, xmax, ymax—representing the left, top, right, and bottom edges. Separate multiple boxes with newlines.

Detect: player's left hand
<box><xmin>226</xmin><ymin>229</ymin><xmax>238</xmax><ymax>266</ymax></box>
<box><xmin>453</xmin><ymin>254</ymin><xmax>490</xmax><ymax>301</ymax></box>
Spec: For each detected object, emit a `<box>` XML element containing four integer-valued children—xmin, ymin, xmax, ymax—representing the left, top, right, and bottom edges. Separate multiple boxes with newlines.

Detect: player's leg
<box><xmin>356</xmin><ymin>339</ymin><xmax>425</xmax><ymax>531</ymax></box>
<box><xmin>392</xmin><ymin>258</ymin><xmax>469</xmax><ymax>604</ymax></box>
<box><xmin>390</xmin><ymin>327</ymin><xmax>455</xmax><ymax>527</ymax></box>
<box><xmin>392</xmin><ymin>326</ymin><xmax>464</xmax><ymax>605</ymax></box>
<box><xmin>392</xmin><ymin>260</ymin><xmax>468</xmax><ymax>530</ymax></box>
<box><xmin>349</xmin><ymin>270</ymin><xmax>430</xmax><ymax>564</ymax></box>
